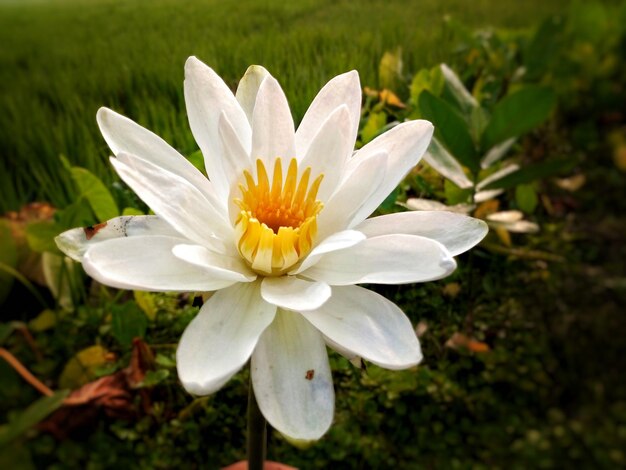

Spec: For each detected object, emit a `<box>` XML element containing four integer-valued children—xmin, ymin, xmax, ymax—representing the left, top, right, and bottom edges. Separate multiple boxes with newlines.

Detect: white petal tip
<box><xmin>96</xmin><ymin>106</ymin><xmax>110</xmax><ymax>119</ymax></box>
<box><xmin>441</xmin><ymin>256</ymin><xmax>457</xmax><ymax>274</ymax></box>
<box><xmin>184</xmin><ymin>56</ymin><xmax>208</xmax><ymax>77</ymax></box>
<box><xmin>95</xmin><ymin>107</ymin><xmax>118</xmax><ymax>134</ymax></box>
<box><xmin>54</xmin><ymin>233</ymin><xmax>82</xmax><ymax>262</ymax></box>
<box><xmin>244</xmin><ymin>64</ymin><xmax>269</xmax><ymax>75</ymax></box>
<box><xmin>185</xmin><ymin>55</ymin><xmax>201</xmax><ymax>67</ymax></box>
<box><xmin>477</xmin><ymin>219</ymin><xmax>489</xmax><ymax>238</ymax></box>
<box><xmin>178</xmin><ymin>378</ymin><xmax>220</xmax><ymax>397</ymax></box>
<box><xmin>280</xmin><ymin>432</ymin><xmax>325</xmax><ymax>448</ymax></box>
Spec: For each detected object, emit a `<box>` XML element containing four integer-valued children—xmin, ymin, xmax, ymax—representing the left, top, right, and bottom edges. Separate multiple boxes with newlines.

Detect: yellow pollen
<box><xmin>234</xmin><ymin>158</ymin><xmax>324</xmax><ymax>276</ymax></box>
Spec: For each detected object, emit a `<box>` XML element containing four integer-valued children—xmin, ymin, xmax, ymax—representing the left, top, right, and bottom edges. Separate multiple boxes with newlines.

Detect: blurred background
<box><xmin>0</xmin><ymin>0</ymin><xmax>625</xmax><ymax>468</ymax></box>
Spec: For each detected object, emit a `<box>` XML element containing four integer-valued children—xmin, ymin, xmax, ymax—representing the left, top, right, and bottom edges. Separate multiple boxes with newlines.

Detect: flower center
<box><xmin>234</xmin><ymin>158</ymin><xmax>324</xmax><ymax>276</ymax></box>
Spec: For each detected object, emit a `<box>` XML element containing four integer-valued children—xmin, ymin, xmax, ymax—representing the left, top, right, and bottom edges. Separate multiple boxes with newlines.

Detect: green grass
<box><xmin>0</xmin><ymin>0</ymin><xmax>570</xmax><ymax>213</ymax></box>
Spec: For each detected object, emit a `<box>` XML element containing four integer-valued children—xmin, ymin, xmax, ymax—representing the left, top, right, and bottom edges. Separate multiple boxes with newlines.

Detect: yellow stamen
<box><xmin>234</xmin><ymin>158</ymin><xmax>324</xmax><ymax>275</ymax></box>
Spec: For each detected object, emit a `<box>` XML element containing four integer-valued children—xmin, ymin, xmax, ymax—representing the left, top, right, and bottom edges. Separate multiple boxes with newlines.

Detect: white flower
<box><xmin>56</xmin><ymin>57</ymin><xmax>488</xmax><ymax>442</ymax></box>
<box><xmin>485</xmin><ymin>210</ymin><xmax>539</xmax><ymax>233</ymax></box>
<box><xmin>405</xmin><ymin>198</ymin><xmax>539</xmax><ymax>236</ymax></box>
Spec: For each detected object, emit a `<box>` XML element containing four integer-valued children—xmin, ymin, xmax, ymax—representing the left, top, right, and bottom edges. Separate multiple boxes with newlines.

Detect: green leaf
<box><xmin>379</xmin><ymin>187</ymin><xmax>400</xmax><ymax>213</ymax></box>
<box><xmin>440</xmin><ymin>63</ymin><xmax>478</xmax><ymax>116</ymax></box>
<box><xmin>524</xmin><ymin>16</ymin><xmax>565</xmax><ymax>81</ymax></box>
<box><xmin>139</xmin><ymin>369</ymin><xmax>170</xmax><ymax>387</ymax></box>
<box><xmin>29</xmin><ymin>309</ymin><xmax>58</xmax><ymax>332</ymax></box>
<box><xmin>122</xmin><ymin>207</ymin><xmax>144</xmax><ymax>216</ymax></box>
<box><xmin>0</xmin><ymin>390</ymin><xmax>69</xmax><ymax>447</ymax></box>
<box><xmin>378</xmin><ymin>48</ymin><xmax>404</xmax><ymax>92</ymax></box>
<box><xmin>55</xmin><ymin>200</ymin><xmax>94</xmax><ymax>230</ymax></box>
<box><xmin>469</xmin><ymin>106</ymin><xmax>490</xmax><ymax>145</ymax></box>
<box><xmin>70</xmin><ymin>167</ymin><xmax>119</xmax><ymax>222</ymax></box>
<box><xmin>481</xmin><ymin>86</ymin><xmax>556</xmax><ymax>149</ymax></box>
<box><xmin>111</xmin><ymin>302</ymin><xmax>148</xmax><ymax>346</ymax></box>
<box><xmin>0</xmin><ymin>220</ymin><xmax>17</xmax><ymax>304</ymax></box>
<box><xmin>419</xmin><ymin>90</ymin><xmax>478</xmax><ymax>172</ymax></box>
<box><xmin>155</xmin><ymin>353</ymin><xmax>176</xmax><ymax>368</ymax></box>
<box><xmin>515</xmin><ymin>184</ymin><xmax>538</xmax><ymax>214</ymax></box>
<box><xmin>410</xmin><ymin>66</ymin><xmax>444</xmax><ymax>105</ymax></box>
<box><xmin>481</xmin><ymin>158</ymin><xmax>577</xmax><ymax>190</ymax></box>
<box><xmin>187</xmin><ymin>150</ymin><xmax>206</xmax><ymax>175</ymax></box>
<box><xmin>134</xmin><ymin>291</ymin><xmax>158</xmax><ymax>321</ymax></box>
<box><xmin>360</xmin><ymin>112</ymin><xmax>387</xmax><ymax>145</ymax></box>
<box><xmin>444</xmin><ymin>180</ymin><xmax>473</xmax><ymax>205</ymax></box>
<box><xmin>59</xmin><ymin>345</ymin><xmax>111</xmax><ymax>389</ymax></box>
<box><xmin>24</xmin><ymin>221</ymin><xmax>59</xmax><ymax>253</ymax></box>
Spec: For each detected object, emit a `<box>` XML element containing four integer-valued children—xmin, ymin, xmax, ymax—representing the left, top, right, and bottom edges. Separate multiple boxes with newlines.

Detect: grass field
<box><xmin>0</xmin><ymin>0</ymin><xmax>570</xmax><ymax>214</ymax></box>
<box><xmin>1</xmin><ymin>1</ymin><xmax>625</xmax><ymax>468</ymax></box>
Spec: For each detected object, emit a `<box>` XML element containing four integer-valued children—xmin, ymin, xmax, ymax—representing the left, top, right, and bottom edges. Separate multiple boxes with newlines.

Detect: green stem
<box><xmin>247</xmin><ymin>380</ymin><xmax>266</xmax><ymax>470</ymax></box>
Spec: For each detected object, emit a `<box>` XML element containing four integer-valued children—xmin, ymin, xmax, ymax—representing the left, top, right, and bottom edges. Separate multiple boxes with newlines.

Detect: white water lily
<box><xmin>56</xmin><ymin>57</ymin><xmax>488</xmax><ymax>442</ymax></box>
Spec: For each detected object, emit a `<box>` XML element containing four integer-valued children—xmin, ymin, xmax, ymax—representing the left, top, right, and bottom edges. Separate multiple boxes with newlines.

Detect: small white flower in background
<box><xmin>484</xmin><ymin>210</ymin><xmax>539</xmax><ymax>233</ymax></box>
<box><xmin>405</xmin><ymin>197</ymin><xmax>539</xmax><ymax>235</ymax></box>
<box><xmin>56</xmin><ymin>57</ymin><xmax>487</xmax><ymax>442</ymax></box>
<box><xmin>415</xmin><ymin>64</ymin><xmax>539</xmax><ymax>237</ymax></box>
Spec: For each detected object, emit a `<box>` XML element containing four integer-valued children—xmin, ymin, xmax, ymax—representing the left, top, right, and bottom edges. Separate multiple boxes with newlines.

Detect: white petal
<box><xmin>503</xmin><ymin>220</ymin><xmax>540</xmax><ymax>233</ymax></box>
<box><xmin>261</xmin><ymin>277</ymin><xmax>331</xmax><ymax>311</ymax></box>
<box><xmin>403</xmin><ymin>198</ymin><xmax>449</xmax><ymax>211</ymax></box>
<box><xmin>55</xmin><ymin>215</ymin><xmax>179</xmax><ymax>262</ymax></box>
<box><xmin>301</xmin><ymin>285</ymin><xmax>422</xmax><ymax>369</ymax></box>
<box><xmin>476</xmin><ymin>163</ymin><xmax>520</xmax><ymax>191</ymax></box>
<box><xmin>299</xmin><ymin>105</ymin><xmax>353</xmax><ymax>202</ymax></box>
<box><xmin>111</xmin><ymin>154</ymin><xmax>232</xmax><ymax>250</ymax></box>
<box><xmin>315</xmin><ymin>151</ymin><xmax>387</xmax><ymax>241</ymax></box>
<box><xmin>236</xmin><ymin>65</ymin><xmax>271</xmax><ymax>124</ymax></box>
<box><xmin>252</xmin><ymin>310</ymin><xmax>334</xmax><ymax>441</ymax></box>
<box><xmin>172</xmin><ymin>244</ymin><xmax>256</xmax><ymax>283</ymax></box>
<box><xmin>322</xmin><ymin>335</ymin><xmax>359</xmax><ymax>363</ymax></box>
<box><xmin>303</xmin><ymin>234</ymin><xmax>456</xmax><ymax>286</ymax></box>
<box><xmin>296</xmin><ymin>70</ymin><xmax>361</xmax><ymax>160</ymax></box>
<box><xmin>488</xmin><ymin>219</ymin><xmax>540</xmax><ymax>233</ymax></box>
<box><xmin>474</xmin><ymin>189</ymin><xmax>503</xmax><ymax>203</ymax></box>
<box><xmin>83</xmin><ymin>236</ymin><xmax>239</xmax><ymax>291</ymax></box>
<box><xmin>96</xmin><ymin>107</ymin><xmax>220</xmax><ymax>207</ymax></box>
<box><xmin>356</xmin><ymin>211</ymin><xmax>488</xmax><ymax>256</ymax></box>
<box><xmin>291</xmin><ymin>230</ymin><xmax>366</xmax><ymax>275</ymax></box>
<box><xmin>422</xmin><ymin>137</ymin><xmax>474</xmax><ymax>189</ymax></box>
<box><xmin>403</xmin><ymin>198</ymin><xmax>474</xmax><ymax>214</ymax></box>
<box><xmin>177</xmin><ymin>282</ymin><xmax>276</xmax><ymax>395</ymax></box>
<box><xmin>440</xmin><ymin>63</ymin><xmax>478</xmax><ymax>111</ymax></box>
<box><xmin>251</xmin><ymin>76</ymin><xmax>296</xmax><ymax>170</ymax></box>
<box><xmin>486</xmin><ymin>210</ymin><xmax>524</xmax><ymax>223</ymax></box>
<box><xmin>481</xmin><ymin>137</ymin><xmax>516</xmax><ymax>169</ymax></box>
<box><xmin>347</xmin><ymin>120</ymin><xmax>434</xmax><ymax>225</ymax></box>
<box><xmin>184</xmin><ymin>57</ymin><xmax>252</xmax><ymax>200</ymax></box>
<box><xmin>218</xmin><ymin>112</ymin><xmax>253</xmax><ymax>190</ymax></box>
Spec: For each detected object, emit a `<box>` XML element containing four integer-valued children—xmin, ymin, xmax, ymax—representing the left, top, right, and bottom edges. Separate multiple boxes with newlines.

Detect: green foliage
<box><xmin>409</xmin><ymin>66</ymin><xmax>444</xmax><ymax>107</ymax></box>
<box><xmin>481</xmin><ymin>86</ymin><xmax>556</xmax><ymax>149</ymax></box>
<box><xmin>481</xmin><ymin>158</ymin><xmax>577</xmax><ymax>190</ymax></box>
<box><xmin>0</xmin><ymin>1</ymin><xmax>624</xmax><ymax>469</ymax></box>
<box><xmin>111</xmin><ymin>302</ymin><xmax>148</xmax><ymax>346</ymax></box>
<box><xmin>0</xmin><ymin>221</ymin><xmax>18</xmax><ymax>304</ymax></box>
<box><xmin>0</xmin><ymin>0</ymin><xmax>572</xmax><ymax>214</ymax></box>
<box><xmin>69</xmin><ymin>166</ymin><xmax>120</xmax><ymax>222</ymax></box>
<box><xmin>360</xmin><ymin>112</ymin><xmax>388</xmax><ymax>145</ymax></box>
<box><xmin>515</xmin><ymin>184</ymin><xmax>539</xmax><ymax>214</ymax></box>
<box><xmin>0</xmin><ymin>391</ymin><xmax>69</xmax><ymax>448</ymax></box>
<box><xmin>419</xmin><ymin>90</ymin><xmax>479</xmax><ymax>171</ymax></box>
<box><xmin>378</xmin><ymin>48</ymin><xmax>405</xmax><ymax>95</ymax></box>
